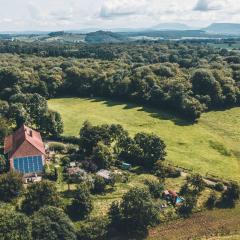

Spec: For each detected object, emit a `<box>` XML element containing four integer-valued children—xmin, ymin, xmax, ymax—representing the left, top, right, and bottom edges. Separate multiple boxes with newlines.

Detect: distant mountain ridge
<box><xmin>203</xmin><ymin>23</ymin><xmax>240</xmax><ymax>35</ymax></box>
<box><xmin>153</xmin><ymin>23</ymin><xmax>191</xmax><ymax>30</ymax></box>
<box><xmin>85</xmin><ymin>30</ymin><xmax>127</xmax><ymax>43</ymax></box>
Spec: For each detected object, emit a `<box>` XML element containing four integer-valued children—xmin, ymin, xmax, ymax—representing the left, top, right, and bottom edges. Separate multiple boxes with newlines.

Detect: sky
<box><xmin>0</xmin><ymin>0</ymin><xmax>240</xmax><ymax>31</ymax></box>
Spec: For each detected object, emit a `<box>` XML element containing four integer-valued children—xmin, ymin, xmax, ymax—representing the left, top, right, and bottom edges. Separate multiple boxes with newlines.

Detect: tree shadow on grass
<box><xmin>60</xmin><ymin>189</ymin><xmax>77</xmax><ymax>199</ymax></box>
<box><xmin>82</xmin><ymin>97</ymin><xmax>195</xmax><ymax>126</ymax></box>
<box><xmin>109</xmin><ymin>228</ymin><xmax>149</xmax><ymax>240</ymax></box>
<box><xmin>86</xmin><ymin>97</ymin><xmax>138</xmax><ymax>109</ymax></box>
<box><xmin>139</xmin><ymin>107</ymin><xmax>195</xmax><ymax>126</ymax></box>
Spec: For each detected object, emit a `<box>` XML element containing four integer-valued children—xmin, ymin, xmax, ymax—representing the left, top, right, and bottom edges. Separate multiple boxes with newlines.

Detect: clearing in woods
<box><xmin>48</xmin><ymin>97</ymin><xmax>240</xmax><ymax>182</ymax></box>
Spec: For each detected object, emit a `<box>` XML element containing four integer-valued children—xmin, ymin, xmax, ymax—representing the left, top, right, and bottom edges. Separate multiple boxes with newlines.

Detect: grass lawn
<box><xmin>48</xmin><ymin>97</ymin><xmax>240</xmax><ymax>182</ymax></box>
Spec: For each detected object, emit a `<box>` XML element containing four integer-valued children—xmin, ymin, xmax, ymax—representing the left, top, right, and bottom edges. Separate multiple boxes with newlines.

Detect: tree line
<box><xmin>0</xmin><ymin>41</ymin><xmax>240</xmax><ymax>140</ymax></box>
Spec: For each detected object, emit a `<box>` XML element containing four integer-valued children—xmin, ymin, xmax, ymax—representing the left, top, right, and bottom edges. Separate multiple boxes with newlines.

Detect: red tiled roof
<box><xmin>4</xmin><ymin>125</ymin><xmax>46</xmax><ymax>157</ymax></box>
<box><xmin>168</xmin><ymin>190</ymin><xmax>178</xmax><ymax>197</ymax></box>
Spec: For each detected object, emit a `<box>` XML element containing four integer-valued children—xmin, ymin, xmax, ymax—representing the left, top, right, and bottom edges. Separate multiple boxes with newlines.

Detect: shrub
<box><xmin>66</xmin><ymin>144</ymin><xmax>79</xmax><ymax>154</ymax></box>
<box><xmin>77</xmin><ymin>217</ymin><xmax>109</xmax><ymax>240</ymax></box>
<box><xmin>220</xmin><ymin>181</ymin><xmax>240</xmax><ymax>208</ymax></box>
<box><xmin>92</xmin><ymin>142</ymin><xmax>114</xmax><ymax>170</ymax></box>
<box><xmin>214</xmin><ymin>182</ymin><xmax>225</xmax><ymax>192</ymax></box>
<box><xmin>205</xmin><ymin>192</ymin><xmax>217</xmax><ymax>209</ymax></box>
<box><xmin>186</xmin><ymin>174</ymin><xmax>205</xmax><ymax>194</ymax></box>
<box><xmin>0</xmin><ymin>155</ymin><xmax>7</xmax><ymax>174</ymax></box>
<box><xmin>32</xmin><ymin>206</ymin><xmax>77</xmax><ymax>240</ymax></box>
<box><xmin>0</xmin><ymin>171</ymin><xmax>23</xmax><ymax>202</ymax></box>
<box><xmin>92</xmin><ymin>175</ymin><xmax>106</xmax><ymax>194</ymax></box>
<box><xmin>144</xmin><ymin>179</ymin><xmax>164</xmax><ymax>198</ymax></box>
<box><xmin>154</xmin><ymin>161</ymin><xmax>181</xmax><ymax>179</ymax></box>
<box><xmin>22</xmin><ymin>180</ymin><xmax>62</xmax><ymax>215</ymax></box>
<box><xmin>68</xmin><ymin>183</ymin><xmax>93</xmax><ymax>220</ymax></box>
<box><xmin>109</xmin><ymin>187</ymin><xmax>160</xmax><ymax>236</ymax></box>
<box><xmin>0</xmin><ymin>208</ymin><xmax>31</xmax><ymax>240</ymax></box>
<box><xmin>177</xmin><ymin>195</ymin><xmax>197</xmax><ymax>217</ymax></box>
<box><xmin>43</xmin><ymin>164</ymin><xmax>57</xmax><ymax>181</ymax></box>
<box><xmin>61</xmin><ymin>156</ymin><xmax>71</xmax><ymax>168</ymax></box>
<box><xmin>57</xmin><ymin>135</ymin><xmax>80</xmax><ymax>145</ymax></box>
<box><xmin>165</xmin><ymin>166</ymin><xmax>181</xmax><ymax>178</ymax></box>
<box><xmin>48</xmin><ymin>142</ymin><xmax>66</xmax><ymax>153</ymax></box>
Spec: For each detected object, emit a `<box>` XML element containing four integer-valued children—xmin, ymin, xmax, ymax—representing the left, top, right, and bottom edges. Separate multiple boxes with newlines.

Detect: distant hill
<box><xmin>85</xmin><ymin>30</ymin><xmax>127</xmax><ymax>43</ymax></box>
<box><xmin>153</xmin><ymin>23</ymin><xmax>191</xmax><ymax>30</ymax></box>
<box><xmin>48</xmin><ymin>31</ymin><xmax>65</xmax><ymax>37</ymax></box>
<box><xmin>203</xmin><ymin>23</ymin><xmax>240</xmax><ymax>35</ymax></box>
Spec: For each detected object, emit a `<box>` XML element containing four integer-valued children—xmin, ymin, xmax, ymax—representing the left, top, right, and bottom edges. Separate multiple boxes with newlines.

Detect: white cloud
<box><xmin>0</xmin><ymin>0</ymin><xmax>239</xmax><ymax>31</ymax></box>
<box><xmin>194</xmin><ymin>0</ymin><xmax>227</xmax><ymax>11</ymax></box>
<box><xmin>100</xmin><ymin>0</ymin><xmax>148</xmax><ymax>18</ymax></box>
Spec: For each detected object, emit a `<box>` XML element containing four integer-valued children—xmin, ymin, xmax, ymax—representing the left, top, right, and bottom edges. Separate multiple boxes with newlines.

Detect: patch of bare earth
<box><xmin>148</xmin><ymin>204</ymin><xmax>240</xmax><ymax>240</ymax></box>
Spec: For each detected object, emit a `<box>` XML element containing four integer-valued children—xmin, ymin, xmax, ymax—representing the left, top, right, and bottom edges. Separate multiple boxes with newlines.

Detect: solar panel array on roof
<box><xmin>13</xmin><ymin>155</ymin><xmax>43</xmax><ymax>174</ymax></box>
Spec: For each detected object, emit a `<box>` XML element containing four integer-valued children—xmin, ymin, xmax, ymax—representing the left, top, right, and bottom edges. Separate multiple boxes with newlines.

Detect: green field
<box><xmin>48</xmin><ymin>97</ymin><xmax>240</xmax><ymax>181</ymax></box>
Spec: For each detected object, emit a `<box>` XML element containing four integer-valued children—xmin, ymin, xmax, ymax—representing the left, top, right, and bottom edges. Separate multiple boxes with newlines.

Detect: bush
<box><xmin>0</xmin><ymin>208</ymin><xmax>31</xmax><ymax>240</ymax></box>
<box><xmin>68</xmin><ymin>183</ymin><xmax>93</xmax><ymax>220</ymax></box>
<box><xmin>61</xmin><ymin>156</ymin><xmax>71</xmax><ymax>168</ymax></box>
<box><xmin>58</xmin><ymin>135</ymin><xmax>80</xmax><ymax>144</ymax></box>
<box><xmin>205</xmin><ymin>192</ymin><xmax>217</xmax><ymax>209</ymax></box>
<box><xmin>32</xmin><ymin>206</ymin><xmax>77</xmax><ymax>240</ymax></box>
<box><xmin>0</xmin><ymin>171</ymin><xmax>24</xmax><ymax>202</ymax></box>
<box><xmin>48</xmin><ymin>142</ymin><xmax>66</xmax><ymax>153</ymax></box>
<box><xmin>166</xmin><ymin>166</ymin><xmax>181</xmax><ymax>178</ymax></box>
<box><xmin>109</xmin><ymin>187</ymin><xmax>160</xmax><ymax>236</ymax></box>
<box><xmin>144</xmin><ymin>179</ymin><xmax>164</xmax><ymax>198</ymax></box>
<box><xmin>214</xmin><ymin>182</ymin><xmax>225</xmax><ymax>192</ymax></box>
<box><xmin>220</xmin><ymin>181</ymin><xmax>240</xmax><ymax>208</ymax></box>
<box><xmin>22</xmin><ymin>180</ymin><xmax>62</xmax><ymax>215</ymax></box>
<box><xmin>186</xmin><ymin>174</ymin><xmax>205</xmax><ymax>194</ymax></box>
<box><xmin>66</xmin><ymin>144</ymin><xmax>79</xmax><ymax>154</ymax></box>
<box><xmin>43</xmin><ymin>164</ymin><xmax>57</xmax><ymax>181</ymax></box>
<box><xmin>154</xmin><ymin>161</ymin><xmax>181</xmax><ymax>179</ymax></box>
<box><xmin>77</xmin><ymin>217</ymin><xmax>109</xmax><ymax>240</ymax></box>
<box><xmin>92</xmin><ymin>175</ymin><xmax>106</xmax><ymax>194</ymax></box>
<box><xmin>177</xmin><ymin>195</ymin><xmax>197</xmax><ymax>217</ymax></box>
<box><xmin>0</xmin><ymin>155</ymin><xmax>7</xmax><ymax>174</ymax></box>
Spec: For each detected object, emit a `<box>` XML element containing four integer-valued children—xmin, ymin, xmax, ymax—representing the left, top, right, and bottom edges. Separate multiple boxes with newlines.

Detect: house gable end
<box><xmin>10</xmin><ymin>140</ymin><xmax>43</xmax><ymax>160</ymax></box>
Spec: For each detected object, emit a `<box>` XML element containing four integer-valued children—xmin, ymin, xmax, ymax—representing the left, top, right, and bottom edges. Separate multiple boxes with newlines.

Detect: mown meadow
<box><xmin>49</xmin><ymin>97</ymin><xmax>240</xmax><ymax>182</ymax></box>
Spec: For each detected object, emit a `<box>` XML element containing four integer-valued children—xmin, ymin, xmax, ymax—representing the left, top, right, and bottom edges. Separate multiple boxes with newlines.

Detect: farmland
<box><xmin>148</xmin><ymin>203</ymin><xmax>240</xmax><ymax>240</ymax></box>
<box><xmin>49</xmin><ymin>97</ymin><xmax>240</xmax><ymax>182</ymax></box>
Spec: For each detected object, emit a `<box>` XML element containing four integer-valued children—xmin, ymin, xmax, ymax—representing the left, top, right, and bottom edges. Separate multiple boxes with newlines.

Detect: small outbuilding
<box><xmin>163</xmin><ymin>190</ymin><xmax>185</xmax><ymax>206</ymax></box>
<box><xmin>121</xmin><ymin>162</ymin><xmax>132</xmax><ymax>170</ymax></box>
<box><xmin>67</xmin><ymin>167</ymin><xmax>86</xmax><ymax>176</ymax></box>
<box><xmin>96</xmin><ymin>169</ymin><xmax>112</xmax><ymax>181</ymax></box>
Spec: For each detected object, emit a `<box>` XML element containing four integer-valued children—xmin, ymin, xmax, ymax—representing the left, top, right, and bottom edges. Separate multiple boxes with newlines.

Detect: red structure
<box><xmin>4</xmin><ymin>125</ymin><xmax>46</xmax><ymax>175</ymax></box>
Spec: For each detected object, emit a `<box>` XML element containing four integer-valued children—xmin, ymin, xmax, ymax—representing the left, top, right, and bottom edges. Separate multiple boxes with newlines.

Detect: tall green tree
<box><xmin>221</xmin><ymin>181</ymin><xmax>240</xmax><ymax>207</ymax></box>
<box><xmin>109</xmin><ymin>187</ymin><xmax>160</xmax><ymax>235</ymax></box>
<box><xmin>0</xmin><ymin>155</ymin><xmax>7</xmax><ymax>174</ymax></box>
<box><xmin>0</xmin><ymin>171</ymin><xmax>23</xmax><ymax>202</ymax></box>
<box><xmin>32</xmin><ymin>206</ymin><xmax>77</xmax><ymax>240</ymax></box>
<box><xmin>0</xmin><ymin>208</ymin><xmax>31</xmax><ymax>240</ymax></box>
<box><xmin>0</xmin><ymin>117</ymin><xmax>10</xmax><ymax>143</ymax></box>
<box><xmin>22</xmin><ymin>180</ymin><xmax>62</xmax><ymax>215</ymax></box>
<box><xmin>92</xmin><ymin>142</ymin><xmax>114</xmax><ymax>170</ymax></box>
<box><xmin>40</xmin><ymin>110</ymin><xmax>63</xmax><ymax>137</ymax></box>
<box><xmin>68</xmin><ymin>183</ymin><xmax>93</xmax><ymax>220</ymax></box>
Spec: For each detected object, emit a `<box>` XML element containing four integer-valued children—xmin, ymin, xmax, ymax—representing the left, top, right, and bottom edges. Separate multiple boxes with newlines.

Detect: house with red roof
<box><xmin>4</xmin><ymin>125</ymin><xmax>46</xmax><ymax>176</ymax></box>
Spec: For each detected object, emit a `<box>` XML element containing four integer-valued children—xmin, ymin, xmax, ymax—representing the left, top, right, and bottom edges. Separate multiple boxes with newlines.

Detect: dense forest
<box><xmin>1</xmin><ymin>40</ymin><xmax>240</xmax><ymax>138</ymax></box>
<box><xmin>0</xmin><ymin>39</ymin><xmax>240</xmax><ymax>239</ymax></box>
